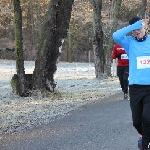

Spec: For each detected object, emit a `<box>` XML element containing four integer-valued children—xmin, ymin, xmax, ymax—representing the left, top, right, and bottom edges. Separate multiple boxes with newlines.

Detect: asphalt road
<box><xmin>0</xmin><ymin>93</ymin><xmax>138</xmax><ymax>150</ymax></box>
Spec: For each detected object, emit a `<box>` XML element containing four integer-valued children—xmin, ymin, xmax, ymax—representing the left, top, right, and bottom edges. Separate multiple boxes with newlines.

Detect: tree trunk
<box><xmin>13</xmin><ymin>0</ymin><xmax>26</xmax><ymax>96</ymax></box>
<box><xmin>33</xmin><ymin>0</ymin><xmax>74</xmax><ymax>91</ymax></box>
<box><xmin>67</xmin><ymin>24</ymin><xmax>72</xmax><ymax>63</ymax></box>
<box><xmin>140</xmin><ymin>0</ymin><xmax>147</xmax><ymax>18</ymax></box>
<box><xmin>105</xmin><ymin>0</ymin><xmax>122</xmax><ymax>76</ymax></box>
<box><xmin>90</xmin><ymin>0</ymin><xmax>105</xmax><ymax>79</ymax></box>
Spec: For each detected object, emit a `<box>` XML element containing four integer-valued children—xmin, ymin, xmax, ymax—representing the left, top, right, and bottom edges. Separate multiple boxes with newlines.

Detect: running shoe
<box><xmin>124</xmin><ymin>93</ymin><xmax>129</xmax><ymax>100</ymax></box>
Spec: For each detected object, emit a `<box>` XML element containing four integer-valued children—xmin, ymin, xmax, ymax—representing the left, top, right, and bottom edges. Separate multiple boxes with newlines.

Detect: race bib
<box><xmin>121</xmin><ymin>54</ymin><xmax>128</xmax><ymax>59</ymax></box>
<box><xmin>137</xmin><ymin>56</ymin><xmax>150</xmax><ymax>69</ymax></box>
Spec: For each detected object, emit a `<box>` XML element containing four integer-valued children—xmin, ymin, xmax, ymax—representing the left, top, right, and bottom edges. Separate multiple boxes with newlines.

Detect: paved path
<box><xmin>0</xmin><ymin>93</ymin><xmax>138</xmax><ymax>150</ymax></box>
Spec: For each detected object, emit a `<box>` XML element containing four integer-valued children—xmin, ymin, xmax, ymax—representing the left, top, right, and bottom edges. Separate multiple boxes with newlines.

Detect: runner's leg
<box><xmin>123</xmin><ymin>66</ymin><xmax>129</xmax><ymax>94</ymax></box>
<box><xmin>129</xmin><ymin>85</ymin><xmax>143</xmax><ymax>135</ymax></box>
<box><xmin>117</xmin><ymin>66</ymin><xmax>124</xmax><ymax>92</ymax></box>
<box><xmin>142</xmin><ymin>90</ymin><xmax>150</xmax><ymax>149</ymax></box>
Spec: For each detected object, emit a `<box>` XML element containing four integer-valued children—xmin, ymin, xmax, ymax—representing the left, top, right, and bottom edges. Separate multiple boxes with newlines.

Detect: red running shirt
<box><xmin>111</xmin><ymin>44</ymin><xmax>129</xmax><ymax>66</ymax></box>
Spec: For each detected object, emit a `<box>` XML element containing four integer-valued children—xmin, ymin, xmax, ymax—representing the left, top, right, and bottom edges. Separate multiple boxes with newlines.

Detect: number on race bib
<box><xmin>121</xmin><ymin>54</ymin><xmax>128</xmax><ymax>59</ymax></box>
<box><xmin>137</xmin><ymin>56</ymin><xmax>150</xmax><ymax>69</ymax></box>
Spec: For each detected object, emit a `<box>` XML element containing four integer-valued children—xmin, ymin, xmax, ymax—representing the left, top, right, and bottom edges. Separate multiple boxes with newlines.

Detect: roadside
<box><xmin>0</xmin><ymin>93</ymin><xmax>137</xmax><ymax>150</ymax></box>
<box><xmin>0</xmin><ymin>59</ymin><xmax>120</xmax><ymax>135</ymax></box>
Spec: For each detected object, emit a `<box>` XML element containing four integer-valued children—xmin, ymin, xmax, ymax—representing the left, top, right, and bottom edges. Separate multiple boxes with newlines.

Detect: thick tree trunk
<box><xmin>13</xmin><ymin>0</ymin><xmax>26</xmax><ymax>96</ymax></box>
<box><xmin>33</xmin><ymin>0</ymin><xmax>74</xmax><ymax>91</ymax></box>
<box><xmin>90</xmin><ymin>0</ymin><xmax>105</xmax><ymax>79</ymax></box>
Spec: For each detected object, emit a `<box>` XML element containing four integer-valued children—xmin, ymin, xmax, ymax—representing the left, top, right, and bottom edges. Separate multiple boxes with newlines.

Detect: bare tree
<box><xmin>90</xmin><ymin>0</ymin><xmax>105</xmax><ymax>79</ymax></box>
<box><xmin>11</xmin><ymin>0</ymin><xmax>74</xmax><ymax>96</ymax></box>
<box><xmin>13</xmin><ymin>0</ymin><xmax>26</xmax><ymax>96</ymax></box>
<box><xmin>105</xmin><ymin>0</ymin><xmax>122</xmax><ymax>76</ymax></box>
<box><xmin>32</xmin><ymin>0</ymin><xmax>74</xmax><ymax>91</ymax></box>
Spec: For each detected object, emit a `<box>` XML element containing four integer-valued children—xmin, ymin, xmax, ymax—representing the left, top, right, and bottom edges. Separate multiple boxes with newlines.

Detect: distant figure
<box><xmin>111</xmin><ymin>43</ymin><xmax>129</xmax><ymax>100</ymax></box>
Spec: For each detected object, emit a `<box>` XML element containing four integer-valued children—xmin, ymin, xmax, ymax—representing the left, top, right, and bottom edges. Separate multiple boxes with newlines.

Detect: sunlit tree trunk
<box><xmin>90</xmin><ymin>0</ymin><xmax>105</xmax><ymax>79</ymax></box>
<box><xmin>105</xmin><ymin>0</ymin><xmax>122</xmax><ymax>76</ymax></box>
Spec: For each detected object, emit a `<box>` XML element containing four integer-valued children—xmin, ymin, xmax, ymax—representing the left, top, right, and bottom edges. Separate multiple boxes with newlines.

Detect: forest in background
<box><xmin>0</xmin><ymin>0</ymin><xmax>149</xmax><ymax>62</ymax></box>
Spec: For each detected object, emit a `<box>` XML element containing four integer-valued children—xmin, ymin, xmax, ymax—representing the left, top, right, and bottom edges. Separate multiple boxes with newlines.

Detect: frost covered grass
<box><xmin>0</xmin><ymin>59</ymin><xmax>120</xmax><ymax>135</ymax></box>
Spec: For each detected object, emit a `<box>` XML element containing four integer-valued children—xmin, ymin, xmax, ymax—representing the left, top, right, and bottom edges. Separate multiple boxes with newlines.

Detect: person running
<box><xmin>113</xmin><ymin>16</ymin><xmax>150</xmax><ymax>150</ymax></box>
<box><xmin>111</xmin><ymin>43</ymin><xmax>129</xmax><ymax>100</ymax></box>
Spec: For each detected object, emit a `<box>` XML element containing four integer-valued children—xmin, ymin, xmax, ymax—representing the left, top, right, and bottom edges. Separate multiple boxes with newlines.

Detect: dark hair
<box><xmin>129</xmin><ymin>16</ymin><xmax>141</xmax><ymax>25</ymax></box>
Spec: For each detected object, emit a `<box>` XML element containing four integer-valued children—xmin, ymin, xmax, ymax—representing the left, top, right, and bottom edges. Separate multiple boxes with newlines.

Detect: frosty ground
<box><xmin>0</xmin><ymin>59</ymin><xmax>120</xmax><ymax>135</ymax></box>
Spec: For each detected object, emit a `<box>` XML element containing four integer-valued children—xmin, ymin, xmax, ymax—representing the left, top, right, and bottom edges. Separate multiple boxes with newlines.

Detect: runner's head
<box><xmin>129</xmin><ymin>16</ymin><xmax>146</xmax><ymax>40</ymax></box>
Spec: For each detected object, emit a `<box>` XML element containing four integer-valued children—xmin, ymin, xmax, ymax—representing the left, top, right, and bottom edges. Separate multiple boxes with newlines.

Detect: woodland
<box><xmin>0</xmin><ymin>0</ymin><xmax>149</xmax><ymax>96</ymax></box>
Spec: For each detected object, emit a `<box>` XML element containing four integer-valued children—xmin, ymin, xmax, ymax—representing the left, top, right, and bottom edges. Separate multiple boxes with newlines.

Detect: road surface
<box><xmin>0</xmin><ymin>93</ymin><xmax>138</xmax><ymax>150</ymax></box>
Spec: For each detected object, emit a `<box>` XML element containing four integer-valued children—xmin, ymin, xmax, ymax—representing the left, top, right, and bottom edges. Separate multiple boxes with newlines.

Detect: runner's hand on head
<box><xmin>142</xmin><ymin>19</ymin><xmax>149</xmax><ymax>27</ymax></box>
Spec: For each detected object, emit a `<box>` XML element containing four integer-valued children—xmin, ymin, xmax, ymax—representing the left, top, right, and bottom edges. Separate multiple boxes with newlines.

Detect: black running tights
<box><xmin>129</xmin><ymin>85</ymin><xmax>150</xmax><ymax>149</ymax></box>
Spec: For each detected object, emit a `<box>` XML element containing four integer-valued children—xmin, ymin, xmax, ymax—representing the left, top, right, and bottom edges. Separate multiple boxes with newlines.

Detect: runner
<box><xmin>113</xmin><ymin>16</ymin><xmax>150</xmax><ymax>150</ymax></box>
<box><xmin>111</xmin><ymin>43</ymin><xmax>129</xmax><ymax>100</ymax></box>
